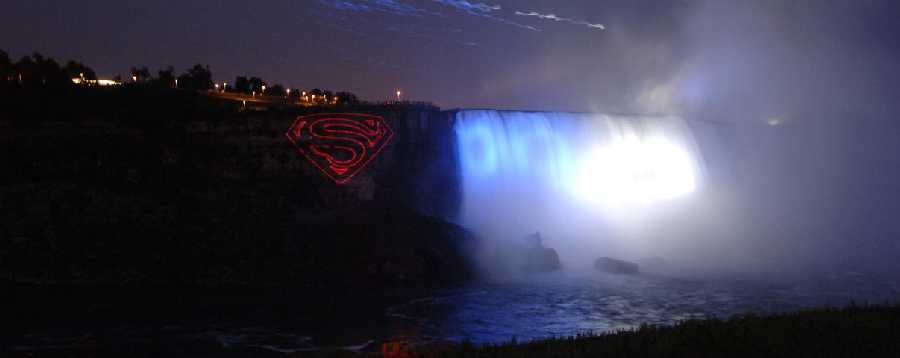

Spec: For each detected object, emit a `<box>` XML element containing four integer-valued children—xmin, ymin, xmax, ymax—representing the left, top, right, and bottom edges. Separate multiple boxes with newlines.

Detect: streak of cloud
<box><xmin>515</xmin><ymin>10</ymin><xmax>605</xmax><ymax>30</ymax></box>
<box><xmin>432</xmin><ymin>0</ymin><xmax>501</xmax><ymax>14</ymax></box>
<box><xmin>434</xmin><ymin>0</ymin><xmax>539</xmax><ymax>31</ymax></box>
<box><xmin>319</xmin><ymin>0</ymin><xmax>539</xmax><ymax>31</ymax></box>
<box><xmin>317</xmin><ymin>0</ymin><xmax>441</xmax><ymax>17</ymax></box>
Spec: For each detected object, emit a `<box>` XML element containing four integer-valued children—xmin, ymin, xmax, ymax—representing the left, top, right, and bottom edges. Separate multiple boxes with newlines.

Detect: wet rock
<box><xmin>524</xmin><ymin>247</ymin><xmax>561</xmax><ymax>272</ymax></box>
<box><xmin>638</xmin><ymin>256</ymin><xmax>670</xmax><ymax>273</ymax></box>
<box><xmin>522</xmin><ymin>232</ymin><xmax>560</xmax><ymax>272</ymax></box>
<box><xmin>594</xmin><ymin>257</ymin><xmax>640</xmax><ymax>275</ymax></box>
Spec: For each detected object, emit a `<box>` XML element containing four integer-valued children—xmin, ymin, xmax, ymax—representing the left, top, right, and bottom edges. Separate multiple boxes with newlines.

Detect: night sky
<box><xmin>4</xmin><ymin>0</ymin><xmax>900</xmax><ymax>116</ymax></box>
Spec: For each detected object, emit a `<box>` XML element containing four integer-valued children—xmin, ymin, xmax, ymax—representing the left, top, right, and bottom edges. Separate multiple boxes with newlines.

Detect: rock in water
<box><xmin>525</xmin><ymin>246</ymin><xmax>561</xmax><ymax>272</ymax></box>
<box><xmin>518</xmin><ymin>231</ymin><xmax>561</xmax><ymax>272</ymax></box>
<box><xmin>638</xmin><ymin>256</ymin><xmax>669</xmax><ymax>273</ymax></box>
<box><xmin>594</xmin><ymin>257</ymin><xmax>640</xmax><ymax>274</ymax></box>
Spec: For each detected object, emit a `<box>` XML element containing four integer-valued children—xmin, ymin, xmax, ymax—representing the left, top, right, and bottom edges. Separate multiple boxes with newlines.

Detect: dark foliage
<box><xmin>176</xmin><ymin>64</ymin><xmax>213</xmax><ymax>90</ymax></box>
<box><xmin>130</xmin><ymin>66</ymin><xmax>150</xmax><ymax>82</ymax></box>
<box><xmin>268</xmin><ymin>83</ymin><xmax>286</xmax><ymax>96</ymax></box>
<box><xmin>155</xmin><ymin>65</ymin><xmax>176</xmax><ymax>88</ymax></box>
<box><xmin>234</xmin><ymin>75</ymin><xmax>250</xmax><ymax>93</ymax></box>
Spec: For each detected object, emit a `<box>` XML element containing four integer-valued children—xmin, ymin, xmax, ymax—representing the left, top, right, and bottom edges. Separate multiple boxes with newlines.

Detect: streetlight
<box><xmin>214</xmin><ymin>83</ymin><xmax>219</xmax><ymax>91</ymax></box>
<box><xmin>174</xmin><ymin>78</ymin><xmax>178</xmax><ymax>88</ymax></box>
<box><xmin>261</xmin><ymin>85</ymin><xmax>266</xmax><ymax>94</ymax></box>
<box><xmin>223</xmin><ymin>82</ymin><xmax>227</xmax><ymax>92</ymax></box>
<box><xmin>286</xmin><ymin>88</ymin><xmax>291</xmax><ymax>98</ymax></box>
<box><xmin>396</xmin><ymin>90</ymin><xmax>402</xmax><ymax>101</ymax></box>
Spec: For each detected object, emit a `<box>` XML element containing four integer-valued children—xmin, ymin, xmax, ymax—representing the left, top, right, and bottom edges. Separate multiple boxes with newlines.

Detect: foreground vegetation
<box><xmin>304</xmin><ymin>304</ymin><xmax>900</xmax><ymax>357</ymax></box>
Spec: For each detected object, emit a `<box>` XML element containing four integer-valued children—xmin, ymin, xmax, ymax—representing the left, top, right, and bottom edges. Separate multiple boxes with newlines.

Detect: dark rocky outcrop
<box><xmin>638</xmin><ymin>256</ymin><xmax>670</xmax><ymax>273</ymax></box>
<box><xmin>291</xmin><ymin>203</ymin><xmax>477</xmax><ymax>289</ymax></box>
<box><xmin>594</xmin><ymin>257</ymin><xmax>640</xmax><ymax>275</ymax></box>
<box><xmin>0</xmin><ymin>87</ymin><xmax>471</xmax><ymax>290</ymax></box>
<box><xmin>522</xmin><ymin>232</ymin><xmax>561</xmax><ymax>272</ymax></box>
<box><xmin>524</xmin><ymin>247</ymin><xmax>561</xmax><ymax>273</ymax></box>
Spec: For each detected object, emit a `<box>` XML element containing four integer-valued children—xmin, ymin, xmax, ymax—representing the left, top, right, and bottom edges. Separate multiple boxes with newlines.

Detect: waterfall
<box><xmin>453</xmin><ymin>109</ymin><xmax>714</xmax><ymax>265</ymax></box>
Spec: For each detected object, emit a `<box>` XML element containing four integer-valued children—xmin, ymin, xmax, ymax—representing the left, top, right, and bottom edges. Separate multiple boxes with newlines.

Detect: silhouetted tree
<box><xmin>0</xmin><ymin>50</ymin><xmax>11</xmax><ymax>82</ymax></box>
<box><xmin>178</xmin><ymin>64</ymin><xmax>213</xmax><ymax>90</ymax></box>
<box><xmin>64</xmin><ymin>60</ymin><xmax>96</xmax><ymax>81</ymax></box>
<box><xmin>156</xmin><ymin>66</ymin><xmax>175</xmax><ymax>87</ymax></box>
<box><xmin>234</xmin><ymin>76</ymin><xmax>249</xmax><ymax>93</ymax></box>
<box><xmin>268</xmin><ymin>84</ymin><xmax>285</xmax><ymax>97</ymax></box>
<box><xmin>15</xmin><ymin>55</ymin><xmax>37</xmax><ymax>85</ymax></box>
<box><xmin>335</xmin><ymin>91</ymin><xmax>359</xmax><ymax>105</ymax></box>
<box><xmin>130</xmin><ymin>66</ymin><xmax>150</xmax><ymax>82</ymax></box>
<box><xmin>14</xmin><ymin>53</ymin><xmax>69</xmax><ymax>87</ymax></box>
<box><xmin>248</xmin><ymin>77</ymin><xmax>265</xmax><ymax>93</ymax></box>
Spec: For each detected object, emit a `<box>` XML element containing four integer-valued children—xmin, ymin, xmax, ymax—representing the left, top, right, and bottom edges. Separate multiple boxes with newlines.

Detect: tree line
<box><xmin>1</xmin><ymin>49</ymin><xmax>362</xmax><ymax>105</ymax></box>
<box><xmin>1</xmin><ymin>50</ymin><xmax>95</xmax><ymax>88</ymax></box>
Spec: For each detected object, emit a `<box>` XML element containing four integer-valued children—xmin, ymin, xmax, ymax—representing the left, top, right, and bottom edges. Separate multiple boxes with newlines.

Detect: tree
<box><xmin>15</xmin><ymin>53</ymin><xmax>69</xmax><ymax>87</ymax></box>
<box><xmin>0</xmin><ymin>50</ymin><xmax>12</xmax><ymax>82</ymax></box>
<box><xmin>156</xmin><ymin>66</ymin><xmax>175</xmax><ymax>87</ymax></box>
<box><xmin>335</xmin><ymin>91</ymin><xmax>360</xmax><ymax>105</ymax></box>
<box><xmin>179</xmin><ymin>64</ymin><xmax>213</xmax><ymax>90</ymax></box>
<box><xmin>64</xmin><ymin>60</ymin><xmax>96</xmax><ymax>81</ymax></box>
<box><xmin>268</xmin><ymin>84</ymin><xmax>285</xmax><ymax>97</ymax></box>
<box><xmin>130</xmin><ymin>66</ymin><xmax>150</xmax><ymax>82</ymax></box>
<box><xmin>234</xmin><ymin>76</ymin><xmax>249</xmax><ymax>93</ymax></box>
<box><xmin>248</xmin><ymin>77</ymin><xmax>265</xmax><ymax>93</ymax></box>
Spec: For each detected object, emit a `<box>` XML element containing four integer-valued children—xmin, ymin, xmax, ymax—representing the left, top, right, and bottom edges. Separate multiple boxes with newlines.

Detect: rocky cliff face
<box><xmin>0</xmin><ymin>88</ymin><xmax>468</xmax><ymax>288</ymax></box>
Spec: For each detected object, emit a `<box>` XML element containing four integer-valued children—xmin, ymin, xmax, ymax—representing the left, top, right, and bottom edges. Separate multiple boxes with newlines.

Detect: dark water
<box><xmin>10</xmin><ymin>270</ymin><xmax>900</xmax><ymax>355</ymax></box>
<box><xmin>385</xmin><ymin>270</ymin><xmax>900</xmax><ymax>345</ymax></box>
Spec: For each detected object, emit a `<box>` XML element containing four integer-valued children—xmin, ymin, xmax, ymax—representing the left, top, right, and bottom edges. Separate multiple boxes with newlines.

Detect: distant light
<box><xmin>767</xmin><ymin>117</ymin><xmax>783</xmax><ymax>126</ymax></box>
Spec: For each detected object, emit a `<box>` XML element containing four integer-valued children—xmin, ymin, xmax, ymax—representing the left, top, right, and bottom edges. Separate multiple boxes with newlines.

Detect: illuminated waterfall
<box><xmin>453</xmin><ymin>110</ymin><xmax>708</xmax><ymax>251</ymax></box>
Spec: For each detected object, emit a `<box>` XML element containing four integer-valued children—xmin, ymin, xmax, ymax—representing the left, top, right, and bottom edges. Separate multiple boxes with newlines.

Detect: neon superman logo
<box><xmin>285</xmin><ymin>113</ymin><xmax>394</xmax><ymax>184</ymax></box>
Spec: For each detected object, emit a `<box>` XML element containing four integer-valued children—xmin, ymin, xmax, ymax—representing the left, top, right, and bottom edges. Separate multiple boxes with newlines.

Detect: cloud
<box><xmin>317</xmin><ymin>0</ymin><xmax>440</xmax><ymax>17</ymax></box>
<box><xmin>515</xmin><ymin>10</ymin><xmax>605</xmax><ymax>30</ymax></box>
<box><xmin>319</xmin><ymin>0</ymin><xmax>538</xmax><ymax>31</ymax></box>
<box><xmin>432</xmin><ymin>1</ymin><xmax>538</xmax><ymax>31</ymax></box>
<box><xmin>432</xmin><ymin>0</ymin><xmax>501</xmax><ymax>14</ymax></box>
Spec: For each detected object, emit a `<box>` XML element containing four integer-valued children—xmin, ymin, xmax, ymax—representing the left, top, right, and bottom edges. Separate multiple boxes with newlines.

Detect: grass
<box><xmin>299</xmin><ymin>303</ymin><xmax>900</xmax><ymax>357</ymax></box>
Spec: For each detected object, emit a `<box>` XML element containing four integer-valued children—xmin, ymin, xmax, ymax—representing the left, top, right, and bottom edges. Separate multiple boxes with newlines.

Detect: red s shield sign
<box><xmin>285</xmin><ymin>113</ymin><xmax>394</xmax><ymax>184</ymax></box>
